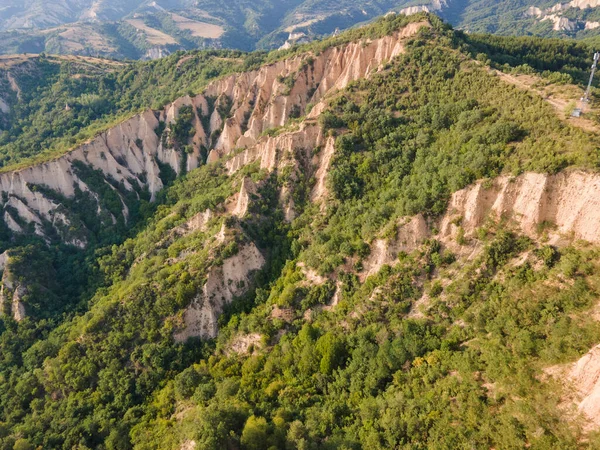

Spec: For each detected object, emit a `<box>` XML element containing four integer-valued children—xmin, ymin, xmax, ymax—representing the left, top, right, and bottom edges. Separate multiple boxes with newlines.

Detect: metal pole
<box><xmin>572</xmin><ymin>52</ymin><xmax>599</xmax><ymax>117</ymax></box>
<box><xmin>582</xmin><ymin>51</ymin><xmax>600</xmax><ymax>103</ymax></box>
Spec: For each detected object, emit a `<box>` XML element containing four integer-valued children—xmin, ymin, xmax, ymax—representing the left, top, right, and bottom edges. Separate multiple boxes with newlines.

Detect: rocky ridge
<box><xmin>526</xmin><ymin>0</ymin><xmax>600</xmax><ymax>31</ymax></box>
<box><xmin>0</xmin><ymin>20</ymin><xmax>427</xmax><ymax>335</ymax></box>
<box><xmin>0</xmin><ymin>21</ymin><xmax>426</xmax><ymax>247</ymax></box>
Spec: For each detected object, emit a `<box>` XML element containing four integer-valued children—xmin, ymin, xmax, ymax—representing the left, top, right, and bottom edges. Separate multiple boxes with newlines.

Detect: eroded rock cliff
<box><xmin>439</xmin><ymin>171</ymin><xmax>600</xmax><ymax>245</ymax></box>
<box><xmin>355</xmin><ymin>170</ymin><xmax>600</xmax><ymax>279</ymax></box>
<box><xmin>0</xmin><ymin>22</ymin><xmax>428</xmax><ymax>246</ymax></box>
<box><xmin>174</xmin><ymin>243</ymin><xmax>265</xmax><ymax>341</ymax></box>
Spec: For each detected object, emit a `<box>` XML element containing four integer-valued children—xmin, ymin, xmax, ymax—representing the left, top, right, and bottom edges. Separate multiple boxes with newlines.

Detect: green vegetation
<box><xmin>0</xmin><ymin>51</ymin><xmax>250</xmax><ymax>170</ymax></box>
<box><xmin>0</xmin><ymin>13</ymin><xmax>600</xmax><ymax>450</ymax></box>
<box><xmin>132</xmin><ymin>235</ymin><xmax>600</xmax><ymax>449</ymax></box>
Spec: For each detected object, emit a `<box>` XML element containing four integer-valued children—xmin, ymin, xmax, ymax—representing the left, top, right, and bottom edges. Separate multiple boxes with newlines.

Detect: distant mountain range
<box><xmin>2</xmin><ymin>0</ymin><xmax>600</xmax><ymax>59</ymax></box>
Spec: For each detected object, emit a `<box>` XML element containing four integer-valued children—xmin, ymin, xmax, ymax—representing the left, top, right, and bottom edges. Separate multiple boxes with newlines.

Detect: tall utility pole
<box><xmin>572</xmin><ymin>51</ymin><xmax>600</xmax><ymax>117</ymax></box>
<box><xmin>582</xmin><ymin>51</ymin><xmax>600</xmax><ymax>104</ymax></box>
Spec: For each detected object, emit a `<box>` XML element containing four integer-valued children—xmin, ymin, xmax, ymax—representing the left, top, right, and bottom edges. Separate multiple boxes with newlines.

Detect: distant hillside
<box><xmin>3</xmin><ymin>0</ymin><xmax>600</xmax><ymax>59</ymax></box>
<box><xmin>0</xmin><ymin>0</ymin><xmax>414</xmax><ymax>58</ymax></box>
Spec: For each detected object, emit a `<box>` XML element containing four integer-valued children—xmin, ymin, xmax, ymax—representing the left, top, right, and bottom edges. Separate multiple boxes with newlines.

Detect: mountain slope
<box><xmin>2</xmin><ymin>13</ymin><xmax>600</xmax><ymax>449</ymax></box>
<box><xmin>3</xmin><ymin>0</ymin><xmax>600</xmax><ymax>59</ymax></box>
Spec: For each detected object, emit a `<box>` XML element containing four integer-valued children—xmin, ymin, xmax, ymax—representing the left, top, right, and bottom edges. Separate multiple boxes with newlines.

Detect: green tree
<box><xmin>316</xmin><ymin>332</ymin><xmax>347</xmax><ymax>375</ymax></box>
<box><xmin>241</xmin><ymin>415</ymin><xmax>269</xmax><ymax>450</ymax></box>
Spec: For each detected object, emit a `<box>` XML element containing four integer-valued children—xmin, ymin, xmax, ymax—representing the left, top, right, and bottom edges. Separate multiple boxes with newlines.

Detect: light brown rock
<box><xmin>174</xmin><ymin>243</ymin><xmax>265</xmax><ymax>341</ymax></box>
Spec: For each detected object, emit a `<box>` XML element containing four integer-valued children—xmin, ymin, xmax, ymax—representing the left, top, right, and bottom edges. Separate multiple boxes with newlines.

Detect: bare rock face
<box><xmin>179</xmin><ymin>440</ymin><xmax>197</xmax><ymax>450</ymax></box>
<box><xmin>310</xmin><ymin>135</ymin><xmax>336</xmax><ymax>202</ymax></box>
<box><xmin>547</xmin><ymin>345</ymin><xmax>600</xmax><ymax>430</ymax></box>
<box><xmin>182</xmin><ymin>209</ymin><xmax>213</xmax><ymax>234</ymax></box>
<box><xmin>0</xmin><ymin>109</ymin><xmax>183</xmax><ymax>245</ymax></box>
<box><xmin>174</xmin><ymin>243</ymin><xmax>265</xmax><ymax>341</ymax></box>
<box><xmin>227</xmin><ymin>333</ymin><xmax>263</xmax><ymax>355</ymax></box>
<box><xmin>0</xmin><ymin>285</ymin><xmax>7</xmax><ymax>316</ymax></box>
<box><xmin>232</xmin><ymin>178</ymin><xmax>256</xmax><ymax>218</ymax></box>
<box><xmin>439</xmin><ymin>171</ymin><xmax>600</xmax><ymax>245</ymax></box>
<box><xmin>0</xmin><ymin>259</ymin><xmax>27</xmax><ymax>322</ymax></box>
<box><xmin>361</xmin><ymin>215</ymin><xmax>430</xmax><ymax>280</ymax></box>
<box><xmin>526</xmin><ymin>0</ymin><xmax>600</xmax><ymax>32</ymax></box>
<box><xmin>570</xmin><ymin>345</ymin><xmax>600</xmax><ymax>425</ymax></box>
<box><xmin>11</xmin><ymin>286</ymin><xmax>27</xmax><ymax>322</ymax></box>
<box><xmin>355</xmin><ymin>170</ymin><xmax>600</xmax><ymax>282</ymax></box>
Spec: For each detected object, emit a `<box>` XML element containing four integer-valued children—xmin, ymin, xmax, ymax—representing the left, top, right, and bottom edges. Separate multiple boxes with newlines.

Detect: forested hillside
<box><xmin>1</xmin><ymin>12</ymin><xmax>600</xmax><ymax>450</ymax></box>
<box><xmin>0</xmin><ymin>50</ymin><xmax>256</xmax><ymax>168</ymax></box>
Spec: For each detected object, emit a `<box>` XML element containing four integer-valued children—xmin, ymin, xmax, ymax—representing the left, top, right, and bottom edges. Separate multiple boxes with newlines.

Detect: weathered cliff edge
<box><xmin>439</xmin><ymin>171</ymin><xmax>600</xmax><ymax>245</ymax></box>
<box><xmin>0</xmin><ymin>22</ymin><xmax>426</xmax><ymax>246</ymax></box>
<box><xmin>174</xmin><ymin>243</ymin><xmax>265</xmax><ymax>341</ymax></box>
<box><xmin>360</xmin><ymin>170</ymin><xmax>600</xmax><ymax>279</ymax></box>
<box><xmin>558</xmin><ymin>345</ymin><xmax>600</xmax><ymax>430</ymax></box>
<box><xmin>177</xmin><ymin>167</ymin><xmax>600</xmax><ymax>340</ymax></box>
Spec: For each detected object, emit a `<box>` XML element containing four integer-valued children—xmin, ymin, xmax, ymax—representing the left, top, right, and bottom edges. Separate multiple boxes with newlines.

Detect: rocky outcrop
<box><xmin>400</xmin><ymin>6</ymin><xmax>432</xmax><ymax>15</ymax></box>
<box><xmin>586</xmin><ymin>21</ymin><xmax>600</xmax><ymax>30</ymax></box>
<box><xmin>541</xmin><ymin>14</ymin><xmax>578</xmax><ymax>32</ymax></box>
<box><xmin>439</xmin><ymin>171</ymin><xmax>600</xmax><ymax>245</ymax></box>
<box><xmin>310</xmin><ymin>135</ymin><xmax>336</xmax><ymax>202</ymax></box>
<box><xmin>358</xmin><ymin>170</ymin><xmax>600</xmax><ymax>281</ymax></box>
<box><xmin>568</xmin><ymin>345</ymin><xmax>600</xmax><ymax>428</ymax></box>
<box><xmin>526</xmin><ymin>0</ymin><xmax>600</xmax><ymax>32</ymax></box>
<box><xmin>180</xmin><ymin>209</ymin><xmax>213</xmax><ymax>234</ymax></box>
<box><xmin>527</xmin><ymin>6</ymin><xmax>544</xmax><ymax>18</ymax></box>
<box><xmin>0</xmin><ymin>108</ymin><xmax>187</xmax><ymax>245</ymax></box>
<box><xmin>547</xmin><ymin>344</ymin><xmax>600</xmax><ymax>430</ymax></box>
<box><xmin>570</xmin><ymin>0</ymin><xmax>600</xmax><ymax>8</ymax></box>
<box><xmin>174</xmin><ymin>243</ymin><xmax>265</xmax><ymax>341</ymax></box>
<box><xmin>143</xmin><ymin>47</ymin><xmax>173</xmax><ymax>61</ymax></box>
<box><xmin>203</xmin><ymin>22</ymin><xmax>425</xmax><ymax>162</ymax></box>
<box><xmin>226</xmin><ymin>124</ymin><xmax>325</xmax><ymax>176</ymax></box>
<box><xmin>227</xmin><ymin>333</ymin><xmax>263</xmax><ymax>355</ymax></box>
<box><xmin>0</xmin><ymin>22</ymin><xmax>428</xmax><ymax>246</ymax></box>
<box><xmin>179</xmin><ymin>440</ymin><xmax>197</xmax><ymax>450</ymax></box>
<box><xmin>399</xmin><ymin>0</ymin><xmax>447</xmax><ymax>15</ymax></box>
<box><xmin>232</xmin><ymin>178</ymin><xmax>256</xmax><ymax>218</ymax></box>
<box><xmin>10</xmin><ymin>285</ymin><xmax>26</xmax><ymax>322</ymax></box>
<box><xmin>0</xmin><ymin>259</ymin><xmax>27</xmax><ymax>322</ymax></box>
<box><xmin>360</xmin><ymin>215</ymin><xmax>430</xmax><ymax>280</ymax></box>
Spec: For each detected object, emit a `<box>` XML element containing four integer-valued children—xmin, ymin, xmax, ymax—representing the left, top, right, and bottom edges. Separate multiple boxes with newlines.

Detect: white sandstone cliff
<box><xmin>0</xmin><ymin>22</ymin><xmax>428</xmax><ymax>245</ymax></box>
